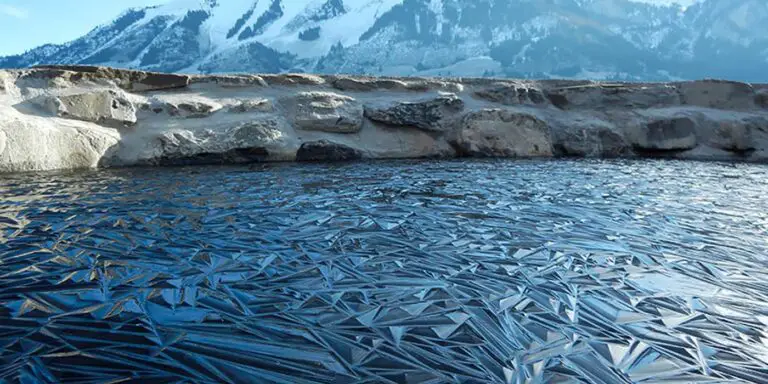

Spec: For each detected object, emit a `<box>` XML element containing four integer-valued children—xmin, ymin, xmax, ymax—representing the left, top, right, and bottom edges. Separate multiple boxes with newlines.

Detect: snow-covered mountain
<box><xmin>2</xmin><ymin>0</ymin><xmax>767</xmax><ymax>81</ymax></box>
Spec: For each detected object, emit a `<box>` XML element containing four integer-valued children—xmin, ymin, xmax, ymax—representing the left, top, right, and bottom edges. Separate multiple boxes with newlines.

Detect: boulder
<box><xmin>332</xmin><ymin>78</ymin><xmax>379</xmax><ymax>92</ymax></box>
<box><xmin>552</xmin><ymin>123</ymin><xmax>629</xmax><ymax>157</ymax></box>
<box><xmin>678</xmin><ymin>80</ymin><xmax>755</xmax><ymax>110</ymax></box>
<box><xmin>141</xmin><ymin>97</ymin><xmax>223</xmax><ymax>118</ymax></box>
<box><xmin>706</xmin><ymin>120</ymin><xmax>755</xmax><ymax>153</ymax></box>
<box><xmin>474</xmin><ymin>83</ymin><xmax>547</xmax><ymax>105</ymax></box>
<box><xmin>450</xmin><ymin>109</ymin><xmax>553</xmax><ymax>157</ymax></box>
<box><xmin>283</xmin><ymin>92</ymin><xmax>363</xmax><ymax>133</ymax></box>
<box><xmin>144</xmin><ymin>125</ymin><xmax>281</xmax><ymax>166</ymax></box>
<box><xmin>755</xmin><ymin>90</ymin><xmax>768</xmax><ymax>109</ymax></box>
<box><xmin>262</xmin><ymin>73</ymin><xmax>326</xmax><ymax>86</ymax></box>
<box><xmin>596</xmin><ymin>129</ymin><xmax>631</xmax><ymax>157</ymax></box>
<box><xmin>189</xmin><ymin>75</ymin><xmax>267</xmax><ymax>87</ymax></box>
<box><xmin>544</xmin><ymin>83</ymin><xmax>681</xmax><ymax>110</ymax></box>
<box><xmin>166</xmin><ymin>101</ymin><xmax>222</xmax><ymax>118</ymax></box>
<box><xmin>0</xmin><ymin>111</ymin><xmax>120</xmax><ymax>173</ymax></box>
<box><xmin>36</xmin><ymin>90</ymin><xmax>137</xmax><ymax>127</ymax></box>
<box><xmin>332</xmin><ymin>77</ymin><xmax>461</xmax><ymax>93</ymax></box>
<box><xmin>364</xmin><ymin>94</ymin><xmax>465</xmax><ymax>132</ymax></box>
<box><xmin>296</xmin><ymin>140</ymin><xmax>363</xmax><ymax>162</ymax></box>
<box><xmin>228</xmin><ymin>99</ymin><xmax>273</xmax><ymax>113</ymax></box>
<box><xmin>33</xmin><ymin>65</ymin><xmax>190</xmax><ymax>92</ymax></box>
<box><xmin>629</xmin><ymin>117</ymin><xmax>698</xmax><ymax>151</ymax></box>
<box><xmin>231</xmin><ymin>121</ymin><xmax>285</xmax><ymax>146</ymax></box>
<box><xmin>382</xmin><ymin>79</ymin><xmax>428</xmax><ymax>92</ymax></box>
<box><xmin>126</xmin><ymin>72</ymin><xmax>190</xmax><ymax>92</ymax></box>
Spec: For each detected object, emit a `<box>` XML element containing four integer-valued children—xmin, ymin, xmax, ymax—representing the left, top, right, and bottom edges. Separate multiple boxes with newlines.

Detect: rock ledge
<box><xmin>1</xmin><ymin>65</ymin><xmax>767</xmax><ymax>172</ymax></box>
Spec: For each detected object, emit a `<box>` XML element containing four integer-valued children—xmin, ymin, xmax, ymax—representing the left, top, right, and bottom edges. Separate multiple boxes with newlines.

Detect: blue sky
<box><xmin>0</xmin><ymin>0</ymin><xmax>164</xmax><ymax>55</ymax></box>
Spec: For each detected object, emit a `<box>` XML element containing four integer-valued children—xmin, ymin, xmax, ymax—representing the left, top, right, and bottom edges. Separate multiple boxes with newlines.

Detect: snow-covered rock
<box><xmin>551</xmin><ymin>120</ymin><xmax>630</xmax><ymax>157</ymax></box>
<box><xmin>0</xmin><ymin>65</ymin><xmax>767</xmax><ymax>173</ymax></box>
<box><xmin>0</xmin><ymin>104</ymin><xmax>120</xmax><ymax>173</ymax></box>
<box><xmin>363</xmin><ymin>94</ymin><xmax>464</xmax><ymax>132</ymax></box>
<box><xmin>281</xmin><ymin>91</ymin><xmax>364</xmax><ymax>133</ymax></box>
<box><xmin>228</xmin><ymin>98</ymin><xmax>273</xmax><ymax>113</ymax></box>
<box><xmin>450</xmin><ymin>110</ymin><xmax>553</xmax><ymax>157</ymax></box>
<box><xmin>32</xmin><ymin>90</ymin><xmax>137</xmax><ymax>127</ymax></box>
<box><xmin>629</xmin><ymin>117</ymin><xmax>699</xmax><ymax>151</ymax></box>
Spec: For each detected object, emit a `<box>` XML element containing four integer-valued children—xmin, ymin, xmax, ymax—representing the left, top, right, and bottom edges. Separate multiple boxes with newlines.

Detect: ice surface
<box><xmin>1</xmin><ymin>159</ymin><xmax>768</xmax><ymax>382</ymax></box>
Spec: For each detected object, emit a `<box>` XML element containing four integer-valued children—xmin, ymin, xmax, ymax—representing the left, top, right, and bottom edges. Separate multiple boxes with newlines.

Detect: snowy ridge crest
<box><xmin>1</xmin><ymin>0</ymin><xmax>767</xmax><ymax>82</ymax></box>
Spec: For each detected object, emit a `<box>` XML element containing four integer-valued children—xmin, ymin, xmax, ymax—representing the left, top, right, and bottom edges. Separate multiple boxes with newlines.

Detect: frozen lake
<box><xmin>1</xmin><ymin>159</ymin><xmax>768</xmax><ymax>383</ymax></box>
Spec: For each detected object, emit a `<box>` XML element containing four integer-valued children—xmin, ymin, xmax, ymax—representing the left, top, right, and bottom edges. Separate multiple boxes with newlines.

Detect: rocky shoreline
<box><xmin>1</xmin><ymin>65</ymin><xmax>767</xmax><ymax>173</ymax></box>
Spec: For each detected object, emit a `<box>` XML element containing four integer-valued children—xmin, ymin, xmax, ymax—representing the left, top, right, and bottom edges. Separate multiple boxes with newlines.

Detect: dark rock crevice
<box><xmin>296</xmin><ymin>140</ymin><xmax>362</xmax><ymax>162</ymax></box>
<box><xmin>363</xmin><ymin>95</ymin><xmax>465</xmax><ymax>132</ymax></box>
<box><xmin>630</xmin><ymin>117</ymin><xmax>698</xmax><ymax>151</ymax></box>
<box><xmin>152</xmin><ymin>147</ymin><xmax>270</xmax><ymax>166</ymax></box>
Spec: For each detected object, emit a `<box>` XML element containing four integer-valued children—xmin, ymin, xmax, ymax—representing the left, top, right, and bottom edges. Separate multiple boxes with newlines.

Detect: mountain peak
<box><xmin>1</xmin><ymin>0</ymin><xmax>767</xmax><ymax>82</ymax></box>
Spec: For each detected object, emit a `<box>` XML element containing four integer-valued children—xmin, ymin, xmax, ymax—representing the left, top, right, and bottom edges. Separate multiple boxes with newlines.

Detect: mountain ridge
<box><xmin>2</xmin><ymin>0</ymin><xmax>767</xmax><ymax>82</ymax></box>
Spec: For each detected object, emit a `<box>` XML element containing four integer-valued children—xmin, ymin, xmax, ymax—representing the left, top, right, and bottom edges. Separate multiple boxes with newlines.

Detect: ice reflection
<box><xmin>1</xmin><ymin>159</ymin><xmax>768</xmax><ymax>383</ymax></box>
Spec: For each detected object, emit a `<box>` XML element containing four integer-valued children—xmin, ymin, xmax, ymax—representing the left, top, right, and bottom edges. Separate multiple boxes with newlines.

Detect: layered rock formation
<box><xmin>1</xmin><ymin>65</ymin><xmax>767</xmax><ymax>173</ymax></box>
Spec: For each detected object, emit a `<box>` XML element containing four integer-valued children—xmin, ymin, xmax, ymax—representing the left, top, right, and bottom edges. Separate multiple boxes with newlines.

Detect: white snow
<box><xmin>415</xmin><ymin>56</ymin><xmax>502</xmax><ymax>77</ymax></box>
<box><xmin>10</xmin><ymin>0</ymin><xmax>763</xmax><ymax>82</ymax></box>
<box><xmin>203</xmin><ymin>0</ymin><xmax>259</xmax><ymax>47</ymax></box>
<box><xmin>252</xmin><ymin>0</ymin><xmax>403</xmax><ymax>59</ymax></box>
<box><xmin>522</xmin><ymin>15</ymin><xmax>559</xmax><ymax>37</ymax></box>
<box><xmin>428</xmin><ymin>0</ymin><xmax>444</xmax><ymax>36</ymax></box>
<box><xmin>143</xmin><ymin>0</ymin><xmax>203</xmax><ymax>20</ymax></box>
